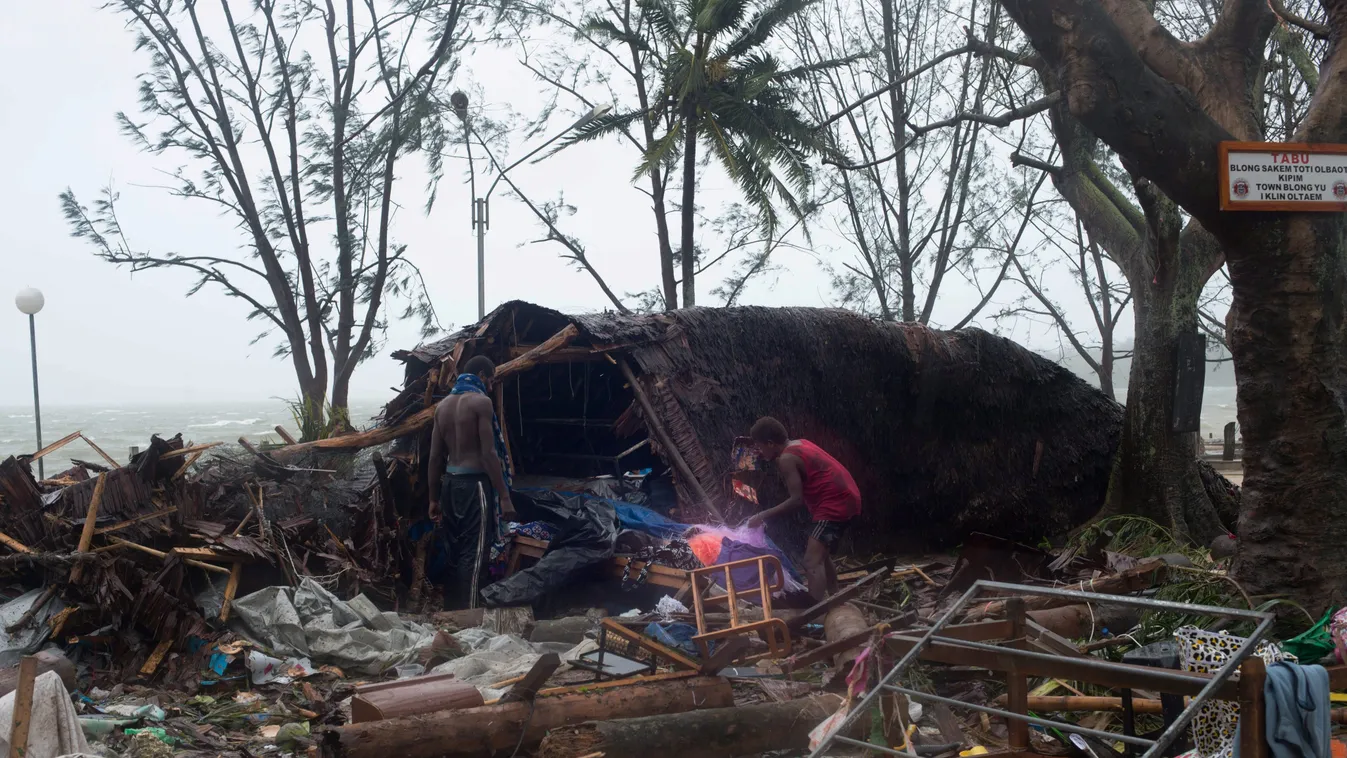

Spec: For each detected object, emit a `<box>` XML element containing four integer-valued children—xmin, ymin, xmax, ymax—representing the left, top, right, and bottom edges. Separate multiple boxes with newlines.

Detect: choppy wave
<box><xmin>188</xmin><ymin>418</ymin><xmax>265</xmax><ymax>428</ymax></box>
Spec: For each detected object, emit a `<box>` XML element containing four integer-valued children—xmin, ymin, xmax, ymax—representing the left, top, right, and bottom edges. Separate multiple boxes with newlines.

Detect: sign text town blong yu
<box><xmin>1220</xmin><ymin>142</ymin><xmax>1347</xmax><ymax>212</ymax></box>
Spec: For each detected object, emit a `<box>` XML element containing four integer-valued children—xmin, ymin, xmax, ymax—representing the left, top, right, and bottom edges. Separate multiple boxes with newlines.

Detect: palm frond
<box><xmin>544</xmin><ymin>108</ymin><xmax>651</xmax><ymax>159</ymax></box>
<box><xmin>720</xmin><ymin>0</ymin><xmax>813</xmax><ymax>59</ymax></box>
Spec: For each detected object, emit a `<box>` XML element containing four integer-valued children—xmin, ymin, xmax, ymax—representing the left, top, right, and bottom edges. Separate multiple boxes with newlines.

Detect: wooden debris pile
<box><xmin>0</xmin><ymin>429</ymin><xmax>406</xmax><ymax>685</ymax></box>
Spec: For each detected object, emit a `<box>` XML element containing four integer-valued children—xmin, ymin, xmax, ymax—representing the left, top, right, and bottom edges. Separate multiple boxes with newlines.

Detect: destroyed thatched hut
<box><xmin>369</xmin><ymin>301</ymin><xmax>1127</xmax><ymax>550</ymax></box>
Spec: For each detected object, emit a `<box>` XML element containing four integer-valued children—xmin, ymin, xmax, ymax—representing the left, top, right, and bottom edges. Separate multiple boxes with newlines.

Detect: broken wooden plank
<box><xmin>69</xmin><ymin>473</ymin><xmax>108</xmax><ymax>582</ymax></box>
<box><xmin>7</xmin><ymin>656</ymin><xmax>37</xmax><ymax>758</ymax></box>
<box><xmin>172</xmin><ymin>546</ymin><xmax>226</xmax><ymax>559</ymax></box>
<box><xmin>26</xmin><ymin>431</ymin><xmax>82</xmax><ymax>464</ymax></box>
<box><xmin>220</xmin><ymin>562</ymin><xmax>243</xmax><ymax>622</ymax></box>
<box><xmin>500</xmin><ymin>653</ymin><xmax>561</xmax><ymax>704</ymax></box>
<box><xmin>274</xmin><ymin>426</ymin><xmax>299</xmax><ymax>445</ymax></box>
<box><xmin>78</xmin><ymin>434</ymin><xmax>120</xmax><ymax>470</ymax></box>
<box><xmin>92</xmin><ymin>507</ymin><xmax>178</xmax><ymax>536</ymax></box>
<box><xmin>140</xmin><ymin>639</ymin><xmax>172</xmax><ymax>676</ymax></box>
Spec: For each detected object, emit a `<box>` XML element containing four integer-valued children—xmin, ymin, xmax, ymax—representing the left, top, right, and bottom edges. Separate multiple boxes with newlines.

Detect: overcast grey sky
<box><xmin>0</xmin><ymin>1</ymin><xmax>1115</xmax><ymax>413</ymax></box>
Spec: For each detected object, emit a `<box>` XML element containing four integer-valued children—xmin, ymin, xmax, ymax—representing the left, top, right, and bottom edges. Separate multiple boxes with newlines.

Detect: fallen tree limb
<box><xmin>537</xmin><ymin>694</ymin><xmax>852</xmax><ymax>758</ymax></box>
<box><xmin>320</xmin><ymin>675</ymin><xmax>733</xmax><ymax>758</ymax></box>
<box><xmin>276</xmin><ymin>325</ymin><xmax>582</xmax><ymax>458</ymax></box>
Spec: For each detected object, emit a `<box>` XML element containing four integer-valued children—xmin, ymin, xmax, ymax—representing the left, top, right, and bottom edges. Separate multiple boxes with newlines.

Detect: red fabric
<box><xmin>785</xmin><ymin>439</ymin><xmax>861</xmax><ymax>522</ymax></box>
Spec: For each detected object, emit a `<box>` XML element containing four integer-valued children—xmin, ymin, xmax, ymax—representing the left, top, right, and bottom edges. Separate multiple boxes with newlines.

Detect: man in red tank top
<box><xmin>744</xmin><ymin>417</ymin><xmax>861</xmax><ymax>600</ymax></box>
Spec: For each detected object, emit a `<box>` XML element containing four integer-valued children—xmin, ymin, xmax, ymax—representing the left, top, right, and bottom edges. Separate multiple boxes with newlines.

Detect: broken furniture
<box><xmin>690</xmin><ymin>555</ymin><xmax>790</xmax><ymax>660</ymax></box>
<box><xmin>351</xmin><ymin>674</ymin><xmax>484</xmax><ymax>722</ymax></box>
<box><xmin>807</xmin><ymin>580</ymin><xmax>1278</xmax><ymax>758</ymax></box>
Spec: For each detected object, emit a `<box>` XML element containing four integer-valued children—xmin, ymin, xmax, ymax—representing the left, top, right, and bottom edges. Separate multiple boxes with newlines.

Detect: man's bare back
<box><xmin>427</xmin><ymin>380</ymin><xmax>514</xmax><ymax>521</ymax></box>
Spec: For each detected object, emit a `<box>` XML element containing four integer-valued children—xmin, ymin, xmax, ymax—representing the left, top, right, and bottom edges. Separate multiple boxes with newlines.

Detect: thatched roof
<box><xmin>389</xmin><ymin>301</ymin><xmax>1125</xmax><ymax>547</ymax></box>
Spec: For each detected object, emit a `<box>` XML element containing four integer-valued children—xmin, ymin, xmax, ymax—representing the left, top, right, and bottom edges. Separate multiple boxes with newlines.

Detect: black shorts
<box><xmin>809</xmin><ymin>520</ymin><xmax>849</xmax><ymax>547</ymax></box>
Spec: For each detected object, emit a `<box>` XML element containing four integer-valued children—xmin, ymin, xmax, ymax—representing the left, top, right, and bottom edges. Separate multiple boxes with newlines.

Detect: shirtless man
<box><xmin>427</xmin><ymin>355</ymin><xmax>515</xmax><ymax>609</ymax></box>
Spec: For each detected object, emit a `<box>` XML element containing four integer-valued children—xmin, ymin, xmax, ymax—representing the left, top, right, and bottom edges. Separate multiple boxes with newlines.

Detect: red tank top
<box><xmin>785</xmin><ymin>439</ymin><xmax>861</xmax><ymax>522</ymax></box>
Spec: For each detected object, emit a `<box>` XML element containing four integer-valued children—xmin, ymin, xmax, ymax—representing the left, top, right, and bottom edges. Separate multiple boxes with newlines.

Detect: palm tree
<box><xmin>577</xmin><ymin>0</ymin><xmax>838</xmax><ymax>307</ymax></box>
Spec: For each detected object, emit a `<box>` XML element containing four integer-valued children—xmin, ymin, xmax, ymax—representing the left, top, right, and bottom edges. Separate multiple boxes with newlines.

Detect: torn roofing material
<box><xmin>385</xmin><ymin>301</ymin><xmax>1128</xmax><ymax>548</ymax></box>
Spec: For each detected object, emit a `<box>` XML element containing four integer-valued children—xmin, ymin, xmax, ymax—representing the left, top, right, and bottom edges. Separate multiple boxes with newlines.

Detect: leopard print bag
<box><xmin>1175</xmin><ymin>626</ymin><xmax>1292</xmax><ymax>758</ymax></box>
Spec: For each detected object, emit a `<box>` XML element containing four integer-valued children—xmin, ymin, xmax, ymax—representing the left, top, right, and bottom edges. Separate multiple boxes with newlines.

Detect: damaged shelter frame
<box><xmin>808</xmin><ymin>580</ymin><xmax>1275</xmax><ymax>758</ymax></box>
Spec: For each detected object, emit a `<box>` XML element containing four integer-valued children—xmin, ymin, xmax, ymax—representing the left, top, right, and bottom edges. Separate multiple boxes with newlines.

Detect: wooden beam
<box><xmin>506</xmin><ymin>345</ymin><xmax>598</xmax><ymax>362</ymax></box>
<box><xmin>274</xmin><ymin>426</ymin><xmax>299</xmax><ymax>445</ymax></box>
<box><xmin>79</xmin><ymin>434</ymin><xmax>120</xmax><ymax>469</ymax></box>
<box><xmin>27</xmin><ymin>431</ymin><xmax>82</xmax><ymax>464</ymax></box>
<box><xmin>617</xmin><ymin>358</ymin><xmax>720</xmax><ymax>520</ymax></box>
<box><xmin>140</xmin><ymin>639</ymin><xmax>172</xmax><ymax>676</ymax></box>
<box><xmin>69</xmin><ymin>473</ymin><xmax>107</xmax><ymax>582</ymax></box>
<box><xmin>500</xmin><ymin>653</ymin><xmax>562</xmax><ymax>703</ymax></box>
<box><xmin>7</xmin><ymin>656</ymin><xmax>37</xmax><ymax>758</ymax></box>
<box><xmin>220</xmin><ymin>562</ymin><xmax>243</xmax><ymax>622</ymax></box>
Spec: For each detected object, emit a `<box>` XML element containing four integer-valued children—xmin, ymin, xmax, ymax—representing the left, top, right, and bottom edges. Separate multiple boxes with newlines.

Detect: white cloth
<box><xmin>432</xmin><ymin>630</ymin><xmax>596</xmax><ymax>699</ymax></box>
<box><xmin>0</xmin><ymin>671</ymin><xmax>90</xmax><ymax>758</ymax></box>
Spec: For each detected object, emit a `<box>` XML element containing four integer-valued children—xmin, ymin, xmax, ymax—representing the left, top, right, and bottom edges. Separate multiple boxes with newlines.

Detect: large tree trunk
<box><xmin>680</xmin><ymin>104</ymin><xmax>699</xmax><ymax>308</ymax></box>
<box><xmin>1100</xmin><ymin>276</ymin><xmax>1229</xmax><ymax>544</ymax></box>
<box><xmin>1228</xmin><ymin>215</ymin><xmax>1347</xmax><ymax>615</ymax></box>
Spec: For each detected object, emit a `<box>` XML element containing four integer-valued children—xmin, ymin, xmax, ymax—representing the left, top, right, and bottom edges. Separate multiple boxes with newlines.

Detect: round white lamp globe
<box><xmin>15</xmin><ymin>288</ymin><xmax>44</xmax><ymax>315</ymax></box>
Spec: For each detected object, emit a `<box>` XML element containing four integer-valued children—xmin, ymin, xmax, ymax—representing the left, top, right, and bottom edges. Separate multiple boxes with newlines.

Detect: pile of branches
<box><xmin>0</xmin><ymin>431</ymin><xmax>406</xmax><ymax>684</ymax></box>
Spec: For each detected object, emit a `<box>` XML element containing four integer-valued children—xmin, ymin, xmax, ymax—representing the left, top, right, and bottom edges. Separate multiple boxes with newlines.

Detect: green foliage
<box><xmin>577</xmin><ymin>0</ymin><xmax>841</xmax><ymax>241</ymax></box>
<box><xmin>283</xmin><ymin>395</ymin><xmax>350</xmax><ymax>443</ymax></box>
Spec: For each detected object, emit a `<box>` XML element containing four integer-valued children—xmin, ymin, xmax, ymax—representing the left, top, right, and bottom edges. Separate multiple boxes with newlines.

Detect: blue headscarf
<box><xmin>450</xmin><ymin>373</ymin><xmax>512</xmax><ymax>489</ymax></box>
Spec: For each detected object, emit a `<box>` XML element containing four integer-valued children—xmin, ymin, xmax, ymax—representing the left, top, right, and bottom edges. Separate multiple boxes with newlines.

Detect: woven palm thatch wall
<box><xmin>390</xmin><ymin>301</ymin><xmax>1125</xmax><ymax>547</ymax></box>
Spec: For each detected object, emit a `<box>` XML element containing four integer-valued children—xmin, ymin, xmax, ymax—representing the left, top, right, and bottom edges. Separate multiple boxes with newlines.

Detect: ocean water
<box><xmin>0</xmin><ymin>400</ymin><xmax>384</xmax><ymax>474</ymax></box>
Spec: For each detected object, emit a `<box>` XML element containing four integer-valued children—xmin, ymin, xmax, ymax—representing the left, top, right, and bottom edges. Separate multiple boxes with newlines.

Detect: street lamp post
<box><xmin>14</xmin><ymin>288</ymin><xmax>44</xmax><ymax>480</ymax></box>
<box><xmin>451</xmin><ymin>92</ymin><xmax>611</xmax><ymax>319</ymax></box>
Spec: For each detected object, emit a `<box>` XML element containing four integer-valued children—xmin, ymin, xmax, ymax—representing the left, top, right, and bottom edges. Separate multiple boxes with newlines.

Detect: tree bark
<box><xmin>999</xmin><ymin>0</ymin><xmax>1347</xmax><ymax>615</ymax></box>
<box><xmin>1227</xmin><ymin>214</ymin><xmax>1347</xmax><ymax>615</ymax></box>
<box><xmin>680</xmin><ymin>101</ymin><xmax>699</xmax><ymax>308</ymax></box>
<box><xmin>320</xmin><ymin>676</ymin><xmax>733</xmax><ymax>758</ymax></box>
<box><xmin>537</xmin><ymin>695</ymin><xmax>851</xmax><ymax>758</ymax></box>
<box><xmin>1098</xmin><ymin>256</ymin><xmax>1229</xmax><ymax>544</ymax></box>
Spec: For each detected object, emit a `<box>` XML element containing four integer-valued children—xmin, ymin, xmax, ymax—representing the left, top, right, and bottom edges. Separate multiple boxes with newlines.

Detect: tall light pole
<box><xmin>14</xmin><ymin>288</ymin><xmax>44</xmax><ymax>480</ymax></box>
<box><xmin>451</xmin><ymin>92</ymin><xmax>611</xmax><ymax>319</ymax></box>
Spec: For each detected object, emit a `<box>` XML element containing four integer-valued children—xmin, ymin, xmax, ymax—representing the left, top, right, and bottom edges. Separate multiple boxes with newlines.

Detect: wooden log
<box><xmin>320</xmin><ymin>675</ymin><xmax>733</xmax><ymax>758</ymax></box>
<box><xmin>275</xmin><ymin>426</ymin><xmax>299</xmax><ymax>445</ymax></box>
<box><xmin>351</xmin><ymin>675</ymin><xmax>484</xmax><ymax>723</ymax></box>
<box><xmin>7</xmin><ymin>656</ymin><xmax>37</xmax><ymax>758</ymax></box>
<box><xmin>69</xmin><ymin>472</ymin><xmax>107</xmax><ymax>582</ymax></box>
<box><xmin>537</xmin><ymin>694</ymin><xmax>851</xmax><ymax>758</ymax></box>
<box><xmin>823</xmin><ymin>602</ymin><xmax>869</xmax><ymax>673</ymax></box>
<box><xmin>617</xmin><ymin>358</ymin><xmax>719</xmax><ymax>520</ymax></box>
